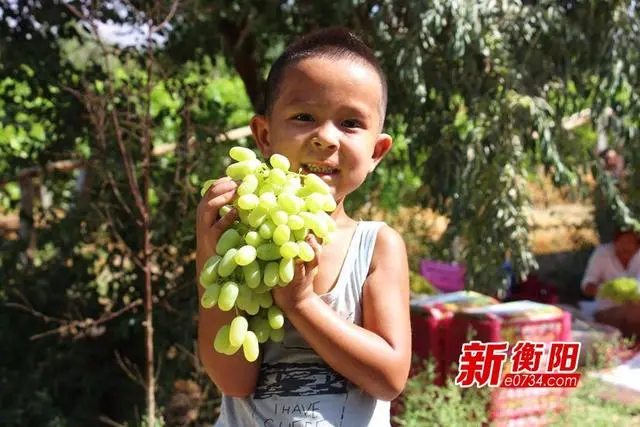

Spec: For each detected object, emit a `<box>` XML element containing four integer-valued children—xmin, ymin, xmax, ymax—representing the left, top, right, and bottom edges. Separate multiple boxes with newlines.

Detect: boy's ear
<box><xmin>250</xmin><ymin>115</ymin><xmax>272</xmax><ymax>157</ymax></box>
<box><xmin>369</xmin><ymin>133</ymin><xmax>393</xmax><ymax>173</ymax></box>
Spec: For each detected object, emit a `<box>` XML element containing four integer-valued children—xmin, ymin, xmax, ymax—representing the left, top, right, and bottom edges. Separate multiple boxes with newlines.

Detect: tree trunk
<box><xmin>144</xmin><ymin>222</ymin><xmax>156</xmax><ymax>426</ymax></box>
<box><xmin>220</xmin><ymin>18</ymin><xmax>263</xmax><ymax>112</ymax></box>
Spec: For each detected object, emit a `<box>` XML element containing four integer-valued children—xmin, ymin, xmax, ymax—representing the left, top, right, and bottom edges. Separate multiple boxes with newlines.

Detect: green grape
<box><xmin>214</xmin><ymin>325</ymin><xmax>232</xmax><ymax>354</ymax></box>
<box><xmin>237</xmin><ymin>208</ymin><xmax>251</xmax><ymax>225</ymax></box>
<box><xmin>264</xmin><ymin>262</ymin><xmax>280</xmax><ymax>287</ymax></box>
<box><xmin>201</xmin><ymin>283</ymin><xmax>221</xmax><ymax>309</ymax></box>
<box><xmin>238</xmin><ymin>174</ymin><xmax>259</xmax><ymax>195</ymax></box>
<box><xmin>270</xmin><ymin>209</ymin><xmax>289</xmax><ymax>226</ymax></box>
<box><xmin>235</xmin><ymin>245</ymin><xmax>257</xmax><ymax>266</ymax></box>
<box><xmin>270</xmin><ymin>153</ymin><xmax>291</xmax><ymax>171</ymax></box>
<box><xmin>259</xmin><ymin>192</ymin><xmax>278</xmax><ymax>210</ymax></box>
<box><xmin>214</xmin><ymin>324</ymin><xmax>241</xmax><ymax>355</ymax></box>
<box><xmin>200</xmin><ymin>255</ymin><xmax>221</xmax><ymax>287</ymax></box>
<box><xmin>287</xmin><ymin>174</ymin><xmax>302</xmax><ymax>187</ymax></box>
<box><xmin>238</xmin><ymin>194</ymin><xmax>260</xmax><ymax>210</ymax></box>
<box><xmin>250</xmin><ymin>317</ymin><xmax>271</xmax><ymax>344</ymax></box>
<box><xmin>312</xmin><ymin>219</ymin><xmax>329</xmax><ymax>240</ymax></box>
<box><xmin>224</xmin><ymin>343</ymin><xmax>241</xmax><ymax>356</ymax></box>
<box><xmin>243</xmin><ymin>331</ymin><xmax>260</xmax><ymax>362</ymax></box>
<box><xmin>236</xmin><ymin>285</ymin><xmax>252</xmax><ymax>310</ymax></box>
<box><xmin>292</xmin><ymin>195</ymin><xmax>306</xmax><ymax>212</ymax></box>
<box><xmin>322</xmin><ymin>194</ymin><xmax>337</xmax><ymax>212</ymax></box>
<box><xmin>297</xmin><ymin>241</ymin><xmax>315</xmax><ymax>262</ymax></box>
<box><xmin>278</xmin><ymin>193</ymin><xmax>303</xmax><ymax>214</ymax></box>
<box><xmin>245</xmin><ymin>298</ymin><xmax>261</xmax><ymax>315</ymax></box>
<box><xmin>230</xmin><ymin>146</ymin><xmax>257</xmax><ymax>162</ymax></box>
<box><xmin>226</xmin><ymin>160</ymin><xmax>259</xmax><ymax>180</ymax></box>
<box><xmin>296</xmin><ymin>186</ymin><xmax>312</xmax><ymax>198</ymax></box>
<box><xmin>281</xmin><ymin>184</ymin><xmax>298</xmax><ymax>195</ymax></box>
<box><xmin>259</xmin><ymin>220</ymin><xmax>276</xmax><ymax>240</ymax></box>
<box><xmin>269</xmin><ymin>168</ymin><xmax>287</xmax><ymax>186</ymax></box>
<box><xmin>229</xmin><ymin>316</ymin><xmax>249</xmax><ymax>347</ymax></box>
<box><xmin>257</xmin><ymin>291</ymin><xmax>274</xmax><ymax>309</ymax></box>
<box><xmin>244</xmin><ymin>230</ymin><xmax>264</xmax><ymax>247</ymax></box>
<box><xmin>288</xmin><ymin>214</ymin><xmax>305</xmax><ymax>230</ymax></box>
<box><xmin>218</xmin><ymin>281</ymin><xmax>240</xmax><ymax>311</ymax></box>
<box><xmin>201</xmin><ymin>179</ymin><xmax>216</xmax><ymax>197</ymax></box>
<box><xmin>305</xmin><ymin>193</ymin><xmax>325</xmax><ymax>212</ymax></box>
<box><xmin>257</xmin><ymin>243</ymin><xmax>282</xmax><ymax>261</ymax></box>
<box><xmin>242</xmin><ymin>260</ymin><xmax>262</xmax><ymax>289</ymax></box>
<box><xmin>294</xmin><ymin>227</ymin><xmax>309</xmax><ymax>241</ymax></box>
<box><xmin>280</xmin><ymin>241</ymin><xmax>299</xmax><ymax>259</ymax></box>
<box><xmin>247</xmin><ymin>206</ymin><xmax>268</xmax><ymax>228</ymax></box>
<box><xmin>299</xmin><ymin>211</ymin><xmax>318</xmax><ymax>230</ymax></box>
<box><xmin>268</xmin><ymin>306</ymin><xmax>285</xmax><ymax>329</ymax></box>
<box><xmin>270</xmin><ymin>327</ymin><xmax>285</xmax><ymax>343</ymax></box>
<box><xmin>216</xmin><ymin>229</ymin><xmax>242</xmax><ymax>256</ymax></box>
<box><xmin>304</xmin><ymin>173</ymin><xmax>331</xmax><ymax>194</ymax></box>
<box><xmin>253</xmin><ymin>283</ymin><xmax>271</xmax><ymax>294</ymax></box>
<box><xmin>600</xmin><ymin>278</ymin><xmax>640</xmax><ymax>303</ymax></box>
<box><xmin>219</xmin><ymin>205</ymin><xmax>233</xmax><ymax>218</ymax></box>
<box><xmin>316</xmin><ymin>211</ymin><xmax>337</xmax><ymax>232</ymax></box>
<box><xmin>279</xmin><ymin>257</ymin><xmax>295</xmax><ymax>284</ymax></box>
<box><xmin>282</xmin><ymin>175</ymin><xmax>302</xmax><ymax>194</ymax></box>
<box><xmin>218</xmin><ymin>248</ymin><xmax>239</xmax><ymax>277</ymax></box>
<box><xmin>272</xmin><ymin>224</ymin><xmax>291</xmax><ymax>246</ymax></box>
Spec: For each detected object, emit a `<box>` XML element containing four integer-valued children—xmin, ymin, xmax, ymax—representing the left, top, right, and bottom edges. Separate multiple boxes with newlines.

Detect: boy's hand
<box><xmin>272</xmin><ymin>234</ymin><xmax>322</xmax><ymax>312</ymax></box>
<box><xmin>196</xmin><ymin>177</ymin><xmax>239</xmax><ymax>254</ymax></box>
<box><xmin>584</xmin><ymin>282</ymin><xmax>599</xmax><ymax>297</ymax></box>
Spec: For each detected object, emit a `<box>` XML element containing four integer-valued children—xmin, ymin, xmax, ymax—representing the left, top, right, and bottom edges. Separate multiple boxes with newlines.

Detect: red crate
<box><xmin>391</xmin><ymin>292</ymin><xmax>499</xmax><ymax>425</ymax></box>
<box><xmin>446</xmin><ymin>301</ymin><xmax>573</xmax><ymax>425</ymax></box>
<box><xmin>409</xmin><ymin>291</ymin><xmax>499</xmax><ymax>384</ymax></box>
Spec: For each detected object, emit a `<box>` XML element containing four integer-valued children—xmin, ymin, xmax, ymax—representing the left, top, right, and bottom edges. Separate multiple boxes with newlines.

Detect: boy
<box><xmin>196</xmin><ymin>27</ymin><xmax>411</xmax><ymax>427</ymax></box>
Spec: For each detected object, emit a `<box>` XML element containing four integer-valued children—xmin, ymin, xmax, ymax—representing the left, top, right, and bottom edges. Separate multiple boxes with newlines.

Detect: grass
<box><xmin>553</xmin><ymin>376</ymin><xmax>640</xmax><ymax>427</ymax></box>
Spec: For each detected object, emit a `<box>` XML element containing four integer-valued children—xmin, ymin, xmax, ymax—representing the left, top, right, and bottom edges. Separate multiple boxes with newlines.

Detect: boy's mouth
<box><xmin>302</xmin><ymin>163</ymin><xmax>340</xmax><ymax>177</ymax></box>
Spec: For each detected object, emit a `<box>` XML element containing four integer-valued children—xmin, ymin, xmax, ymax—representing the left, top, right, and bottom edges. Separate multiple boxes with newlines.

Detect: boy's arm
<box><xmin>278</xmin><ymin>226</ymin><xmax>412</xmax><ymax>401</ymax></box>
<box><xmin>196</xmin><ymin>180</ymin><xmax>260</xmax><ymax>397</ymax></box>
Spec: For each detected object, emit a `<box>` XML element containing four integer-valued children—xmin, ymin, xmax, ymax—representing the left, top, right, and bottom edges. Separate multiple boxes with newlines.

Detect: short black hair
<box><xmin>262</xmin><ymin>27</ymin><xmax>388</xmax><ymax>126</ymax></box>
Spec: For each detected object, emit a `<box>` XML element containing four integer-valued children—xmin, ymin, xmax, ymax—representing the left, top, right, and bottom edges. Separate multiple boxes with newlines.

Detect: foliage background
<box><xmin>1</xmin><ymin>0</ymin><xmax>639</xmax><ymax>425</ymax></box>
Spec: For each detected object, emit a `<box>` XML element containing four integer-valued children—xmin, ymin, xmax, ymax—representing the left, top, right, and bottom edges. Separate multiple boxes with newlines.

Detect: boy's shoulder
<box><xmin>369</xmin><ymin>221</ymin><xmax>407</xmax><ymax>263</ymax></box>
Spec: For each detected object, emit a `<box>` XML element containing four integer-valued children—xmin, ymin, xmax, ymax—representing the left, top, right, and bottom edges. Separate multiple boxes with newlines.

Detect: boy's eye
<box><xmin>292</xmin><ymin>113</ymin><xmax>314</xmax><ymax>122</ymax></box>
<box><xmin>342</xmin><ymin>119</ymin><xmax>362</xmax><ymax>129</ymax></box>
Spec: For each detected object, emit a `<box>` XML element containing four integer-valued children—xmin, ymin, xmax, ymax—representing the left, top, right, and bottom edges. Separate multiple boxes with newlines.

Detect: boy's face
<box><xmin>250</xmin><ymin>56</ymin><xmax>392</xmax><ymax>204</ymax></box>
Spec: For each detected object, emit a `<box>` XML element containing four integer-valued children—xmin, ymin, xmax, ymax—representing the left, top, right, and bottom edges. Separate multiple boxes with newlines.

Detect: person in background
<box><xmin>581</xmin><ymin>228</ymin><xmax>640</xmax><ymax>312</ymax></box>
<box><xmin>594</xmin><ymin>148</ymin><xmax>627</xmax><ymax>243</ymax></box>
<box><xmin>600</xmin><ymin>147</ymin><xmax>625</xmax><ymax>183</ymax></box>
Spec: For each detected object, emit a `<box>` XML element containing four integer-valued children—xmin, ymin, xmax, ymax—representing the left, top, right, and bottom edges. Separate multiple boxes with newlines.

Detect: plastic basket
<box><xmin>409</xmin><ymin>291</ymin><xmax>499</xmax><ymax>384</ymax></box>
<box><xmin>419</xmin><ymin>260</ymin><xmax>466</xmax><ymax>293</ymax></box>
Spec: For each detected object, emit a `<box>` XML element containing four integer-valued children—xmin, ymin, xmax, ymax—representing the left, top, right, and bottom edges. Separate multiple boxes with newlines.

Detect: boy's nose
<box><xmin>311</xmin><ymin>124</ymin><xmax>340</xmax><ymax>151</ymax></box>
<box><xmin>312</xmin><ymin>137</ymin><xmax>338</xmax><ymax>150</ymax></box>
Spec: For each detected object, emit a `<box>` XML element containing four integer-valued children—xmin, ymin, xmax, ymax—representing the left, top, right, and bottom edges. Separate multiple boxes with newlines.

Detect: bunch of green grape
<box><xmin>199</xmin><ymin>146</ymin><xmax>337</xmax><ymax>362</ymax></box>
<box><xmin>599</xmin><ymin>277</ymin><xmax>640</xmax><ymax>304</ymax></box>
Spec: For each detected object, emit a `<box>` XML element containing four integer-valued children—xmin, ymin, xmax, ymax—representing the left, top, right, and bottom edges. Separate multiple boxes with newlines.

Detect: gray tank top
<box><xmin>214</xmin><ymin>221</ymin><xmax>390</xmax><ymax>427</ymax></box>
